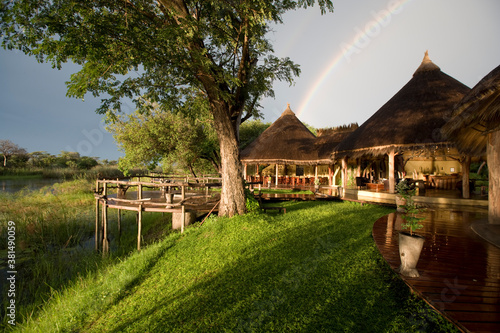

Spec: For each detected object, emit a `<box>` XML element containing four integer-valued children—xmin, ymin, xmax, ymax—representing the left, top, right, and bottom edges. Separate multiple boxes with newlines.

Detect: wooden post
<box><xmin>137</xmin><ymin>205</ymin><xmax>142</xmax><ymax>251</ymax></box>
<box><xmin>243</xmin><ymin>163</ymin><xmax>247</xmax><ymax>182</ymax></box>
<box><xmin>102</xmin><ymin>200</ymin><xmax>109</xmax><ymax>255</ymax></box>
<box><xmin>95</xmin><ymin>197</ymin><xmax>99</xmax><ymax>251</ymax></box>
<box><xmin>342</xmin><ymin>157</ymin><xmax>348</xmax><ymax>194</ymax></box>
<box><xmin>138</xmin><ymin>183</ymin><xmax>142</xmax><ymax>200</ymax></box>
<box><xmin>102</xmin><ymin>182</ymin><xmax>108</xmax><ymax>255</ymax></box>
<box><xmin>275</xmin><ymin>164</ymin><xmax>279</xmax><ymax>186</ymax></box>
<box><xmin>333</xmin><ymin>167</ymin><xmax>340</xmax><ymax>187</ymax></box>
<box><xmin>181</xmin><ymin>184</ymin><xmax>185</xmax><ymax>201</ymax></box>
<box><xmin>388</xmin><ymin>150</ymin><xmax>396</xmax><ymax>194</ymax></box>
<box><xmin>488</xmin><ymin>131</ymin><xmax>500</xmax><ymax>224</ymax></box>
<box><xmin>460</xmin><ymin>156</ymin><xmax>471</xmax><ymax>199</ymax></box>
<box><xmin>181</xmin><ymin>205</ymin><xmax>185</xmax><ymax>233</ymax></box>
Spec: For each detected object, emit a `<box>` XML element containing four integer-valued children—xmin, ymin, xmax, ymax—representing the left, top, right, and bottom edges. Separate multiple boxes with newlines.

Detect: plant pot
<box><xmin>398</xmin><ymin>231</ymin><xmax>425</xmax><ymax>277</ymax></box>
<box><xmin>395</xmin><ymin>195</ymin><xmax>406</xmax><ymax>213</ymax></box>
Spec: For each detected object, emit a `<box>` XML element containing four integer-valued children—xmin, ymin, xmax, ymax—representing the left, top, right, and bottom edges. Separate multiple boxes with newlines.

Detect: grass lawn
<box><xmin>5</xmin><ymin>200</ymin><xmax>458</xmax><ymax>332</ymax></box>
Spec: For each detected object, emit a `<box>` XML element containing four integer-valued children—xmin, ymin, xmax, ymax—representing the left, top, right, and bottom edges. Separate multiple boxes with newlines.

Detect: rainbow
<box><xmin>296</xmin><ymin>0</ymin><xmax>412</xmax><ymax>118</ymax></box>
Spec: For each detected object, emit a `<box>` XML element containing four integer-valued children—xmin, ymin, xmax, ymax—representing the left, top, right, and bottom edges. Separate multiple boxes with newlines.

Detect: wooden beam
<box><xmin>488</xmin><ymin>131</ymin><xmax>500</xmax><ymax>224</ymax></box>
<box><xmin>388</xmin><ymin>150</ymin><xmax>395</xmax><ymax>194</ymax></box>
<box><xmin>95</xmin><ymin>198</ymin><xmax>99</xmax><ymax>251</ymax></box>
<box><xmin>137</xmin><ymin>205</ymin><xmax>142</xmax><ymax>251</ymax></box>
<box><xmin>462</xmin><ymin>156</ymin><xmax>471</xmax><ymax>199</ymax></box>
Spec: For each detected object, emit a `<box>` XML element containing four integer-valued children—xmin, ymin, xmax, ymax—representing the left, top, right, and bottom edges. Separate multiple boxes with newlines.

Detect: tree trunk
<box><xmin>3</xmin><ymin>155</ymin><xmax>6</xmax><ymax>167</ymax></box>
<box><xmin>211</xmin><ymin>102</ymin><xmax>246</xmax><ymax>217</ymax></box>
<box><xmin>488</xmin><ymin>131</ymin><xmax>500</xmax><ymax>224</ymax></box>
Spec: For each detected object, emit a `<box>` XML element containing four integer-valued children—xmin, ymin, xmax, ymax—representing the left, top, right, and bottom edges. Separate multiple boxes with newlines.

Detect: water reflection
<box><xmin>0</xmin><ymin>178</ymin><xmax>63</xmax><ymax>194</ymax></box>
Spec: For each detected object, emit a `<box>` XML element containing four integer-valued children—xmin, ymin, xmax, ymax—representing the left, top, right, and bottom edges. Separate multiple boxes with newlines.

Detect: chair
<box><xmin>356</xmin><ymin>177</ymin><xmax>368</xmax><ymax>189</ymax></box>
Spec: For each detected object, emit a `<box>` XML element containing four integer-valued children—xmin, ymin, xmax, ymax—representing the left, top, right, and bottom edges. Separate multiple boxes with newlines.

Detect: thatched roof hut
<box><xmin>334</xmin><ymin>51</ymin><xmax>470</xmax><ymax>159</ymax></box>
<box><xmin>442</xmin><ymin>64</ymin><xmax>500</xmax><ymax>156</ymax></box>
<box><xmin>240</xmin><ymin>104</ymin><xmax>317</xmax><ymax>165</ymax></box>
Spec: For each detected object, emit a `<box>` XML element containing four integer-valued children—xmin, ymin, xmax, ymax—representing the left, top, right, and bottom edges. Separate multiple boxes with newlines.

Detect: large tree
<box><xmin>1</xmin><ymin>0</ymin><xmax>334</xmax><ymax>216</ymax></box>
<box><xmin>0</xmin><ymin>139</ymin><xmax>27</xmax><ymax>167</ymax></box>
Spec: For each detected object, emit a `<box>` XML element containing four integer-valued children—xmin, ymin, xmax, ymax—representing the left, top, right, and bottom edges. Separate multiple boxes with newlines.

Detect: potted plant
<box><xmin>395</xmin><ymin>179</ymin><xmax>411</xmax><ymax>212</ymax></box>
<box><xmin>397</xmin><ymin>188</ymin><xmax>425</xmax><ymax>277</ymax></box>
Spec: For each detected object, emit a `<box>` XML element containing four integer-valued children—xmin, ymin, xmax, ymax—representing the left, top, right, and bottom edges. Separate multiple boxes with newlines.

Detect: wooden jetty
<box><xmin>94</xmin><ymin>176</ymin><xmax>221</xmax><ymax>254</ymax></box>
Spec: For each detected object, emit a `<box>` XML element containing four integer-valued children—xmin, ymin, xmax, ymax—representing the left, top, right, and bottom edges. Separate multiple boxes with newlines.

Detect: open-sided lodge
<box><xmin>240</xmin><ymin>104</ymin><xmax>357</xmax><ymax>187</ymax></box>
<box><xmin>241</xmin><ymin>52</ymin><xmax>495</xmax><ymax>205</ymax></box>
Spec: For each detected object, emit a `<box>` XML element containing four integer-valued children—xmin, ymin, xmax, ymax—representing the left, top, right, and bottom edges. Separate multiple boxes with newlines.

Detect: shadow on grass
<box><xmin>88</xmin><ymin>202</ymin><xmax>436</xmax><ymax>332</ymax></box>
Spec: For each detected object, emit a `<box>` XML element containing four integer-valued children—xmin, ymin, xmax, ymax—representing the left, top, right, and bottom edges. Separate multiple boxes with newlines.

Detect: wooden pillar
<box><xmin>275</xmin><ymin>164</ymin><xmax>279</xmax><ymax>186</ymax></box>
<box><xmin>342</xmin><ymin>157</ymin><xmax>348</xmax><ymax>192</ymax></box>
<box><xmin>95</xmin><ymin>197</ymin><xmax>99</xmax><ymax>251</ymax></box>
<box><xmin>181</xmin><ymin>184</ymin><xmax>186</xmax><ymax>201</ymax></box>
<box><xmin>181</xmin><ymin>205</ymin><xmax>185</xmax><ymax>233</ymax></box>
<box><xmin>461</xmin><ymin>156</ymin><xmax>471</xmax><ymax>199</ymax></box>
<box><xmin>138</xmin><ymin>183</ymin><xmax>142</xmax><ymax>200</ymax></box>
<box><xmin>356</xmin><ymin>159</ymin><xmax>362</xmax><ymax>177</ymax></box>
<box><xmin>333</xmin><ymin>167</ymin><xmax>340</xmax><ymax>186</ymax></box>
<box><xmin>314</xmin><ymin>165</ymin><xmax>318</xmax><ymax>180</ymax></box>
<box><xmin>243</xmin><ymin>163</ymin><xmax>247</xmax><ymax>181</ymax></box>
<box><xmin>488</xmin><ymin>131</ymin><xmax>500</xmax><ymax>224</ymax></box>
<box><xmin>102</xmin><ymin>182</ymin><xmax>109</xmax><ymax>255</ymax></box>
<box><xmin>328</xmin><ymin>165</ymin><xmax>333</xmax><ymax>186</ymax></box>
<box><xmin>388</xmin><ymin>150</ymin><xmax>395</xmax><ymax>194</ymax></box>
<box><xmin>137</xmin><ymin>205</ymin><xmax>142</xmax><ymax>251</ymax></box>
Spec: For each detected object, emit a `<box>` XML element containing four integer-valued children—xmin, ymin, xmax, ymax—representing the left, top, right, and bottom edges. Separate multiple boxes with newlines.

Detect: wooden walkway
<box><xmin>373</xmin><ymin>210</ymin><xmax>500</xmax><ymax>332</ymax></box>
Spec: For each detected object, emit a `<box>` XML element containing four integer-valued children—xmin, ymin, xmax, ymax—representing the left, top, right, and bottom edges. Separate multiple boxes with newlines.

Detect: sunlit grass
<box><xmin>9</xmin><ymin>201</ymin><xmax>458</xmax><ymax>332</ymax></box>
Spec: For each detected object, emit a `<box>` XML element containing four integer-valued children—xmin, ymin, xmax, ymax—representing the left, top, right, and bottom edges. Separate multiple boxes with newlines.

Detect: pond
<box><xmin>0</xmin><ymin>178</ymin><xmax>63</xmax><ymax>194</ymax></box>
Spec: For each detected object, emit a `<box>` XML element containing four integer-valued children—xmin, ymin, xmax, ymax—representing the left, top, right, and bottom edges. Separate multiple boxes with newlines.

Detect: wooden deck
<box><xmin>373</xmin><ymin>210</ymin><xmax>500</xmax><ymax>332</ymax></box>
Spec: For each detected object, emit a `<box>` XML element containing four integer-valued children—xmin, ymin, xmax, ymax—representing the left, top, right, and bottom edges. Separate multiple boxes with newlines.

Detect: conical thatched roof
<box><xmin>240</xmin><ymin>104</ymin><xmax>318</xmax><ymax>165</ymax></box>
<box><xmin>442</xmin><ymin>64</ymin><xmax>500</xmax><ymax>156</ymax></box>
<box><xmin>334</xmin><ymin>51</ymin><xmax>470</xmax><ymax>159</ymax></box>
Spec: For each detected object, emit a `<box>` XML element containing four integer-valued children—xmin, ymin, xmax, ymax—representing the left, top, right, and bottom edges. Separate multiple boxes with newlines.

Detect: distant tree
<box><xmin>108</xmin><ymin>100</ymin><xmax>220</xmax><ymax>178</ymax></box>
<box><xmin>1</xmin><ymin>0</ymin><xmax>334</xmax><ymax>216</ymax></box>
<box><xmin>239</xmin><ymin>119</ymin><xmax>271</xmax><ymax>150</ymax></box>
<box><xmin>0</xmin><ymin>140</ymin><xmax>27</xmax><ymax>167</ymax></box>
<box><xmin>29</xmin><ymin>151</ymin><xmax>56</xmax><ymax>168</ymax></box>
<box><xmin>77</xmin><ymin>156</ymin><xmax>99</xmax><ymax>170</ymax></box>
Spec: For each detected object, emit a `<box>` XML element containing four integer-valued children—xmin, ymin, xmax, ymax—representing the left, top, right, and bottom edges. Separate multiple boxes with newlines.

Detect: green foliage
<box><xmin>239</xmin><ymin>119</ymin><xmax>271</xmax><ymax>149</ymax></box>
<box><xmin>108</xmin><ymin>101</ymin><xmax>220</xmax><ymax>176</ymax></box>
<box><xmin>396</xmin><ymin>180</ymin><xmax>425</xmax><ymax>235</ymax></box>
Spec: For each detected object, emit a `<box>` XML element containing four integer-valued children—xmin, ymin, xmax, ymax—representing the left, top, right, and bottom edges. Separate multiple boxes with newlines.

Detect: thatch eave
<box><xmin>333</xmin><ymin>141</ymin><xmax>456</xmax><ymax>160</ymax></box>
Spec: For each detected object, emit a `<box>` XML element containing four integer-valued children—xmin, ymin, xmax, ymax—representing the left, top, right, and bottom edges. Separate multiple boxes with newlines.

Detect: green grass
<box><xmin>0</xmin><ymin>179</ymin><xmax>173</xmax><ymax>326</ymax></box>
<box><xmin>6</xmin><ymin>201</ymin><xmax>458</xmax><ymax>332</ymax></box>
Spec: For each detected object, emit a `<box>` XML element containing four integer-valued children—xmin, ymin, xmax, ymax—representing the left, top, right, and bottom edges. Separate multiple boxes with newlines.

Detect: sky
<box><xmin>1</xmin><ymin>0</ymin><xmax>500</xmax><ymax>161</ymax></box>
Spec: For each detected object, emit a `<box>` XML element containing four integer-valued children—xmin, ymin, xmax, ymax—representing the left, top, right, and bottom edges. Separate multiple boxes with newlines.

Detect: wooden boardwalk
<box><xmin>373</xmin><ymin>210</ymin><xmax>500</xmax><ymax>332</ymax></box>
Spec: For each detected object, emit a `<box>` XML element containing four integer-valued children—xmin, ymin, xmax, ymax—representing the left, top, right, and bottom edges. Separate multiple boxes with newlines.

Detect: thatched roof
<box><xmin>442</xmin><ymin>64</ymin><xmax>500</xmax><ymax>156</ymax></box>
<box><xmin>334</xmin><ymin>51</ymin><xmax>470</xmax><ymax>159</ymax></box>
<box><xmin>315</xmin><ymin>124</ymin><xmax>358</xmax><ymax>163</ymax></box>
<box><xmin>240</xmin><ymin>104</ymin><xmax>318</xmax><ymax>165</ymax></box>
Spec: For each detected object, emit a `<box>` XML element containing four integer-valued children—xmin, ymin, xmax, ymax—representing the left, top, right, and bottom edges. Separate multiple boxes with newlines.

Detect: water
<box><xmin>0</xmin><ymin>178</ymin><xmax>63</xmax><ymax>194</ymax></box>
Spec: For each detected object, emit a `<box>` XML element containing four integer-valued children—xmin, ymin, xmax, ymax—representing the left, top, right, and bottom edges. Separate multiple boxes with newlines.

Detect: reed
<box><xmin>0</xmin><ymin>179</ymin><xmax>172</xmax><ymax>326</ymax></box>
